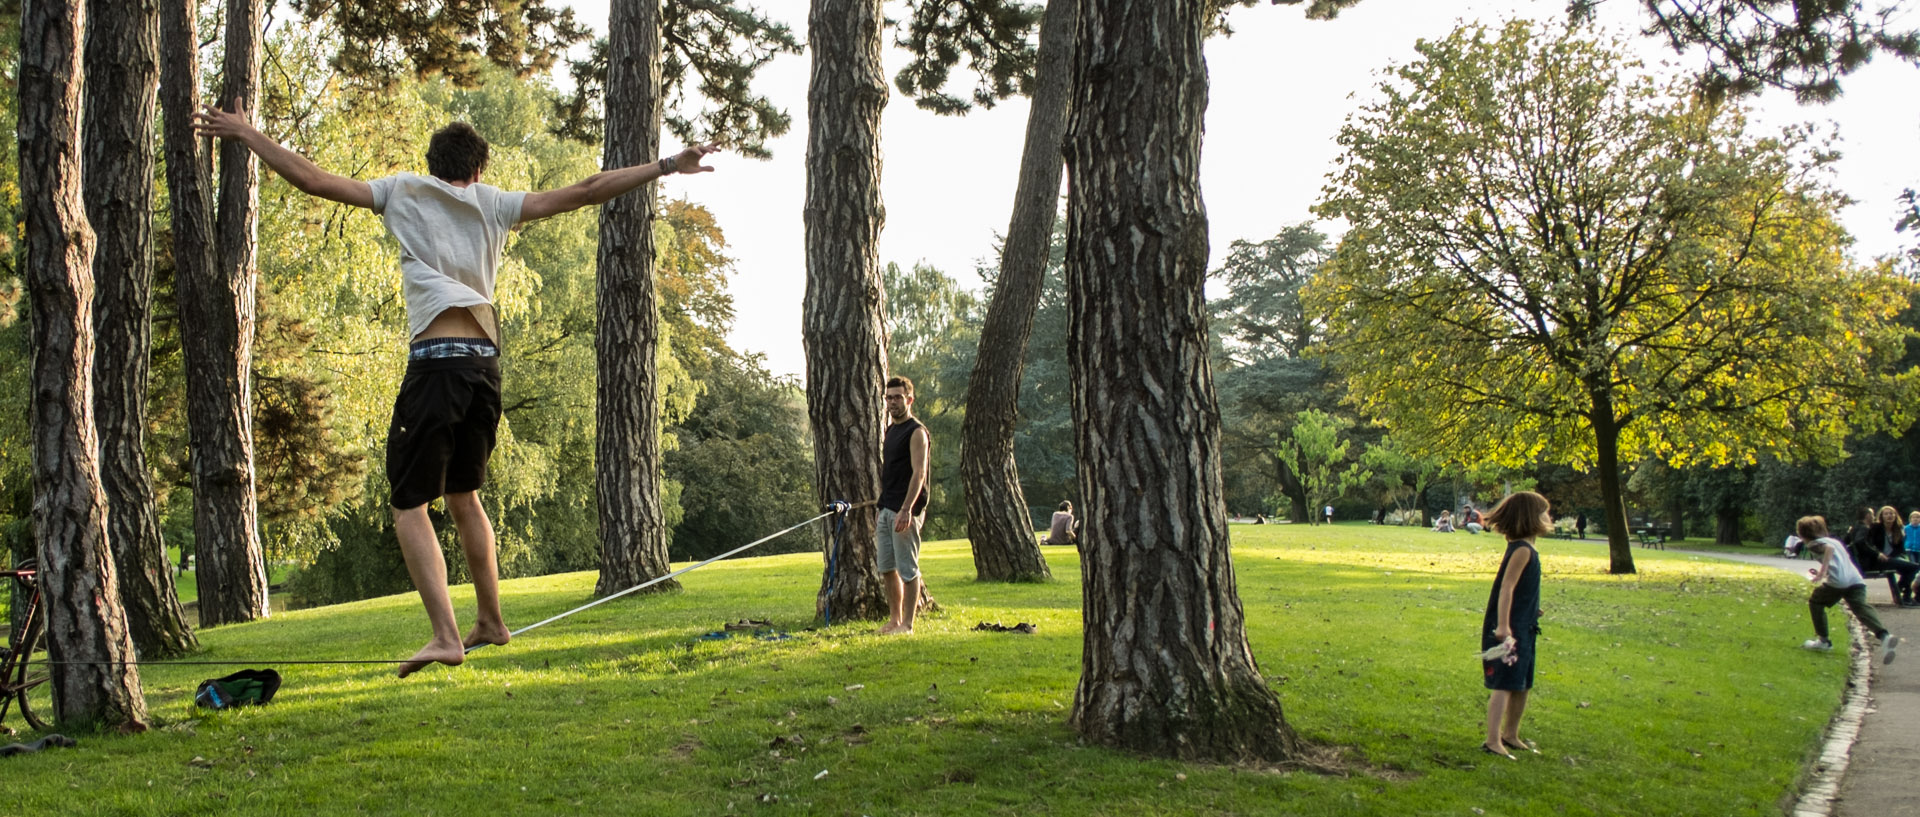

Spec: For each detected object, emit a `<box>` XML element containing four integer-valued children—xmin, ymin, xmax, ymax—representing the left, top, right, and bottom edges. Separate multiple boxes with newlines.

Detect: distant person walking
<box><xmin>1799</xmin><ymin>515</ymin><xmax>1901</xmax><ymax>662</ymax></box>
<box><xmin>1323</xmin><ymin>505</ymin><xmax>1334</xmax><ymax>525</ymax></box>
<box><xmin>1478</xmin><ymin>490</ymin><xmax>1553</xmax><ymax>760</ymax></box>
<box><xmin>877</xmin><ymin>376</ymin><xmax>931</xmax><ymax>635</ymax></box>
<box><xmin>1045</xmin><ymin>501</ymin><xmax>1078</xmax><ymax>546</ymax></box>
<box><xmin>1575</xmin><ymin>512</ymin><xmax>1588</xmax><ymax>540</ymax></box>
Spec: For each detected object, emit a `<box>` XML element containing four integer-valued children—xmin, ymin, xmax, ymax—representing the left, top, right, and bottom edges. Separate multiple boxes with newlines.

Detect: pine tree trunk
<box><xmin>805</xmin><ymin>0</ymin><xmax>890</xmax><ymax>623</ymax></box>
<box><xmin>161</xmin><ymin>0</ymin><xmax>270</xmax><ymax>626</ymax></box>
<box><xmin>1063</xmin><ymin>0</ymin><xmax>1296</xmax><ymax>762</ymax></box>
<box><xmin>959</xmin><ymin>0</ymin><xmax>1075</xmax><ymax>584</ymax></box>
<box><xmin>1591</xmin><ymin>401</ymin><xmax>1636</xmax><ymax>574</ymax></box>
<box><xmin>85</xmin><ymin>0</ymin><xmax>197</xmax><ymax>658</ymax></box>
<box><xmin>594</xmin><ymin>0</ymin><xmax>676</xmax><ymax>598</ymax></box>
<box><xmin>20</xmin><ymin>0</ymin><xmax>150</xmax><ymax>730</ymax></box>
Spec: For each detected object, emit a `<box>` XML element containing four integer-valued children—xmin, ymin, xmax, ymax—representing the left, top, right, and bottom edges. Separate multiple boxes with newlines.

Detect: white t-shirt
<box><xmin>368</xmin><ymin>172</ymin><xmax>527</xmax><ymax>345</ymax></box>
<box><xmin>1812</xmin><ymin>537</ymin><xmax>1865</xmax><ymax>588</ymax></box>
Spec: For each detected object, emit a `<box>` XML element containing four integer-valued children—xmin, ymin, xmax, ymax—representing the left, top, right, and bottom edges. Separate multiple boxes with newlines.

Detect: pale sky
<box><xmin>559</xmin><ymin>0</ymin><xmax>1919</xmax><ymax>380</ymax></box>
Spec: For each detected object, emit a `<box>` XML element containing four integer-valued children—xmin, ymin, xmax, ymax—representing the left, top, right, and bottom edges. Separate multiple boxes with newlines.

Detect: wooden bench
<box><xmin>1862</xmin><ymin>569</ymin><xmax>1904</xmax><ymax>602</ymax></box>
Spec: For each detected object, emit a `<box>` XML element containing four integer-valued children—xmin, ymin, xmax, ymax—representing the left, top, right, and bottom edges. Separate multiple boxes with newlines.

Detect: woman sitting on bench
<box><xmin>1852</xmin><ymin>505</ymin><xmax>1920</xmax><ymax>608</ymax></box>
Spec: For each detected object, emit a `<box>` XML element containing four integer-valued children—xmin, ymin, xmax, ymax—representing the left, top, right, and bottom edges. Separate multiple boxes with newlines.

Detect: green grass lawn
<box><xmin>6</xmin><ymin>523</ymin><xmax>1844</xmax><ymax>816</ymax></box>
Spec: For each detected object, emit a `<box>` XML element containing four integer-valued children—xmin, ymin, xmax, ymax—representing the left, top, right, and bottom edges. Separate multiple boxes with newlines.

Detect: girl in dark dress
<box><xmin>1479</xmin><ymin>491</ymin><xmax>1553</xmax><ymax>759</ymax></box>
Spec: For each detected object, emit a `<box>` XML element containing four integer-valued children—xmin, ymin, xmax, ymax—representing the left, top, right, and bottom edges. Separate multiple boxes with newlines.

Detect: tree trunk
<box><xmin>958</xmin><ymin>0</ymin><xmax>1075</xmax><ymax>583</ymax></box>
<box><xmin>1063</xmin><ymin>0</ymin><xmax>1296</xmax><ymax>762</ymax></box>
<box><xmin>168</xmin><ymin>0</ymin><xmax>271</xmax><ymax>627</ymax></box>
<box><xmin>85</xmin><ymin>0</ymin><xmax>198</xmax><ymax>658</ymax></box>
<box><xmin>1591</xmin><ymin>402</ymin><xmax>1636</xmax><ymax>574</ymax></box>
<box><xmin>20</xmin><ymin>0</ymin><xmax>150</xmax><ymax>730</ymax></box>
<box><xmin>594</xmin><ymin>0</ymin><xmax>676</xmax><ymax>598</ymax></box>
<box><xmin>1715</xmin><ymin>508</ymin><xmax>1740</xmax><ymax>545</ymax></box>
<box><xmin>805</xmin><ymin>0</ymin><xmax>890</xmax><ymax>623</ymax></box>
<box><xmin>1666</xmin><ymin>496</ymin><xmax>1686</xmax><ymax>541</ymax></box>
<box><xmin>1273</xmin><ymin>453</ymin><xmax>1307</xmax><ymax>523</ymax></box>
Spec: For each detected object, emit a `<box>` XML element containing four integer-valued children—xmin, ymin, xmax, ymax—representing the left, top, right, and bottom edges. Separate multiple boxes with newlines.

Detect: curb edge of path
<box><xmin>1792</xmin><ymin>610</ymin><xmax>1874</xmax><ymax>817</ymax></box>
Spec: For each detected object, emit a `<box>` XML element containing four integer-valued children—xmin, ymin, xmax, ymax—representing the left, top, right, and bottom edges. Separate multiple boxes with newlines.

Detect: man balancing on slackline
<box><xmin>195</xmin><ymin>100</ymin><xmax>718</xmax><ymax>677</ymax></box>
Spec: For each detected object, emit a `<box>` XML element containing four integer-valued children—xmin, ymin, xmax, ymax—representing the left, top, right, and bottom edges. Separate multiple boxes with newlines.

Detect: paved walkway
<box><xmin>1671</xmin><ymin>549</ymin><xmax>1917</xmax><ymax>817</ymax></box>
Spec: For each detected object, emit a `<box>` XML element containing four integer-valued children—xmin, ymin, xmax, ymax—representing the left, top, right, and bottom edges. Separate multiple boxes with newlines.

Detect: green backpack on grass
<box><xmin>194</xmin><ymin>669</ymin><xmax>281</xmax><ymax>710</ymax></box>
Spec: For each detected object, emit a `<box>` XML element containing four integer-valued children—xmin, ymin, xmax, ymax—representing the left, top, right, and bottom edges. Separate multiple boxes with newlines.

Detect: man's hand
<box><xmin>893</xmin><ymin>511</ymin><xmax>915</xmax><ymax>533</ymax></box>
<box><xmin>664</xmin><ymin>143</ymin><xmax>722</xmax><ymax>174</ymax></box>
<box><xmin>192</xmin><ymin>98</ymin><xmax>257</xmax><ymax>142</ymax></box>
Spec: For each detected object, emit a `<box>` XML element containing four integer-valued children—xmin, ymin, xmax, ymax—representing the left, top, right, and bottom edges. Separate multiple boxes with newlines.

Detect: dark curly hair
<box><xmin>426</xmin><ymin>122</ymin><xmax>489</xmax><ymax>182</ymax></box>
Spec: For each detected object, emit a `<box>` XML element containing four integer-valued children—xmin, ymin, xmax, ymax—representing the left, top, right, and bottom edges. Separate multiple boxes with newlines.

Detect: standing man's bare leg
<box><xmin>880</xmin><ymin>570</ymin><xmax>904</xmax><ymax>634</ymax></box>
<box><xmin>446</xmin><ymin>491</ymin><xmax>509</xmax><ymax>649</ymax></box>
<box><xmin>394</xmin><ymin>504</ymin><xmax>465</xmax><ymax>677</ymax></box>
<box><xmin>898</xmin><ymin>575</ymin><xmax>922</xmax><ymax>634</ymax></box>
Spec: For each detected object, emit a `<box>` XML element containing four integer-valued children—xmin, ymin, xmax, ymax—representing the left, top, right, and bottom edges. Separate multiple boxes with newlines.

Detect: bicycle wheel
<box><xmin>3</xmin><ymin>589</ymin><xmax>51</xmax><ymax>733</ymax></box>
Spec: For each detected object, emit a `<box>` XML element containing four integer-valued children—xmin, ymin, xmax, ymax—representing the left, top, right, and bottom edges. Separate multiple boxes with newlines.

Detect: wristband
<box><xmin>657</xmin><ymin>155</ymin><xmax>677</xmax><ymax>174</ymax></box>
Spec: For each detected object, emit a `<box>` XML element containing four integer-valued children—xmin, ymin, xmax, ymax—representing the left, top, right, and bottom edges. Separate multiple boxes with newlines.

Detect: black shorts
<box><xmin>386</xmin><ymin>356</ymin><xmax>502</xmax><ymax>510</ymax></box>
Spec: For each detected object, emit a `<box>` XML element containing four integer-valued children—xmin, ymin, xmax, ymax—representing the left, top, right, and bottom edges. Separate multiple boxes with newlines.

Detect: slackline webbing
<box><xmin>463</xmin><ymin>503</ymin><xmax>855</xmax><ymax>654</ymax></box>
<box><xmin>19</xmin><ymin>502</ymin><xmax>871</xmax><ymax>667</ymax></box>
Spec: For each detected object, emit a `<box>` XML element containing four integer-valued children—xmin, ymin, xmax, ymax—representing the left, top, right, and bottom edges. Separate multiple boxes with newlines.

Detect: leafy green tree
<box><xmin>1311</xmin><ymin>20</ymin><xmax>1917</xmax><ymax>574</ymax></box>
<box><xmin>1210</xmin><ymin>224</ymin><xmax>1346</xmax><ymax>521</ymax></box>
<box><xmin>1273</xmin><ymin>410</ymin><xmax>1369</xmax><ymax>525</ymax></box>
<box><xmin>1359</xmin><ymin>435</ymin><xmax>1443</xmax><ymax>525</ymax></box>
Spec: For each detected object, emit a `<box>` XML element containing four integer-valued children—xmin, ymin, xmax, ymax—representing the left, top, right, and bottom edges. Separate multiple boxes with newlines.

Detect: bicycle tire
<box><xmin>3</xmin><ymin>582</ymin><xmax>51</xmax><ymax>733</ymax></box>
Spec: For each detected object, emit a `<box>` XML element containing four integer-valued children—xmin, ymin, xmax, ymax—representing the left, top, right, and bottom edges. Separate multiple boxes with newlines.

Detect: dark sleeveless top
<box><xmin>878</xmin><ymin>417</ymin><xmax>928</xmax><ymax>514</ymax></box>
<box><xmin>1482</xmin><ymin>539</ymin><xmax>1541</xmax><ymax>636</ymax></box>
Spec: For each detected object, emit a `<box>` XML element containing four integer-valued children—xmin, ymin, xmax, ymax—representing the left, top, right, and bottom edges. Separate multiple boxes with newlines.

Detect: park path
<box><xmin>1668</xmin><ymin>548</ymin><xmax>1918</xmax><ymax>817</ymax></box>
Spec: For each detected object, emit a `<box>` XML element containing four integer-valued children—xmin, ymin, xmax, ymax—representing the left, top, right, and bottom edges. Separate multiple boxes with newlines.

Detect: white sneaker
<box><xmin>1884</xmin><ymin>634</ymin><xmax>1901</xmax><ymax>665</ymax></box>
<box><xmin>1803</xmin><ymin>638</ymin><xmax>1834</xmax><ymax>652</ymax></box>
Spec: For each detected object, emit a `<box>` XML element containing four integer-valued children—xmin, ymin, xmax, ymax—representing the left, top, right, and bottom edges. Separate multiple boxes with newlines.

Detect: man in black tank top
<box><xmin>878</xmin><ymin>376</ymin><xmax>931</xmax><ymax>635</ymax></box>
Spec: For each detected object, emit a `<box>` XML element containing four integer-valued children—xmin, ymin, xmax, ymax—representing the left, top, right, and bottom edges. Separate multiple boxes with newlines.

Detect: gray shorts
<box><xmin>876</xmin><ymin>508</ymin><xmax>924</xmax><ymax>581</ymax></box>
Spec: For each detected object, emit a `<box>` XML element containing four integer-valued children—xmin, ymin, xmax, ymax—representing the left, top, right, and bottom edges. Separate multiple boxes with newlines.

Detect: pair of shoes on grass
<box><xmin>1803</xmin><ymin>638</ymin><xmax>1834</xmax><ymax>652</ymax></box>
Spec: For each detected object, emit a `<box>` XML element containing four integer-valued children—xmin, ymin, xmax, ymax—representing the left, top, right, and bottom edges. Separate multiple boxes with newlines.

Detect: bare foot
<box><xmin>876</xmin><ymin>623</ymin><xmax>902</xmax><ymax>635</ymax></box>
<box><xmin>397</xmin><ymin>640</ymin><xmax>465</xmax><ymax>678</ymax></box>
<box><xmin>883</xmin><ymin>625</ymin><xmax>914</xmax><ymax>636</ymax></box>
<box><xmin>462</xmin><ymin>622</ymin><xmax>511</xmax><ymax>650</ymax></box>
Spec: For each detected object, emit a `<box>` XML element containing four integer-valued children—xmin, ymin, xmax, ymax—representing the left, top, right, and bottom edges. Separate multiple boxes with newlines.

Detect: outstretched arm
<box><xmin>518</xmin><ymin>144</ymin><xmax>720</xmax><ymax>224</ymax></box>
<box><xmin>193</xmin><ymin>99</ymin><xmax>374</xmax><ymax>209</ymax></box>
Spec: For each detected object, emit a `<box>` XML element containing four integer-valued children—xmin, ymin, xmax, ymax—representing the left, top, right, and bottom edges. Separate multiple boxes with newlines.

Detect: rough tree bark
<box><xmin>167</xmin><ymin>0</ymin><xmax>271</xmax><ymax>627</ymax></box>
<box><xmin>958</xmin><ymin>0</ymin><xmax>1075</xmax><ymax>583</ymax></box>
<box><xmin>805</xmin><ymin>0</ymin><xmax>890</xmax><ymax>623</ymax></box>
<box><xmin>85</xmin><ymin>0</ymin><xmax>198</xmax><ymax>657</ymax></box>
<box><xmin>1063</xmin><ymin>0</ymin><xmax>1297</xmax><ymax>762</ymax></box>
<box><xmin>20</xmin><ymin>0</ymin><xmax>150</xmax><ymax>729</ymax></box>
<box><xmin>594</xmin><ymin>0</ymin><xmax>677</xmax><ymax>598</ymax></box>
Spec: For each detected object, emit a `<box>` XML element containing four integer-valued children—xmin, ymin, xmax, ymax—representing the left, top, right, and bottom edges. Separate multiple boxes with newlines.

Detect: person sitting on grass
<box><xmin>1044</xmin><ymin>501</ymin><xmax>1078</xmax><ymax>546</ymax></box>
<box><xmin>194</xmin><ymin>100</ymin><xmax>720</xmax><ymax>677</ymax></box>
<box><xmin>1799</xmin><ymin>515</ymin><xmax>1900</xmax><ymax>663</ymax></box>
<box><xmin>1434</xmin><ymin>510</ymin><xmax>1455</xmax><ymax>532</ymax></box>
<box><xmin>1461</xmin><ymin>504</ymin><xmax>1484</xmax><ymax>534</ymax></box>
<box><xmin>1478</xmin><ymin>490</ymin><xmax>1553</xmax><ymax>760</ymax></box>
